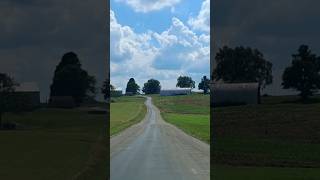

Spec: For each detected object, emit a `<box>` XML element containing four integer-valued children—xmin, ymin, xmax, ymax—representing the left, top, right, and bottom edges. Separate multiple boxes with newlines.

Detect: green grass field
<box><xmin>213</xmin><ymin>166</ymin><xmax>320</xmax><ymax>180</ymax></box>
<box><xmin>213</xmin><ymin>95</ymin><xmax>320</xmax><ymax>179</ymax></box>
<box><xmin>152</xmin><ymin>93</ymin><xmax>210</xmax><ymax>143</ymax></box>
<box><xmin>110</xmin><ymin>96</ymin><xmax>147</xmax><ymax>136</ymax></box>
<box><xmin>0</xmin><ymin>107</ymin><xmax>108</xmax><ymax>180</ymax></box>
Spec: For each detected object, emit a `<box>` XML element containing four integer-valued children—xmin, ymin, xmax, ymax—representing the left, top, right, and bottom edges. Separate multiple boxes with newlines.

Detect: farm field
<box><xmin>213</xmin><ymin>95</ymin><xmax>320</xmax><ymax>179</ymax></box>
<box><xmin>152</xmin><ymin>93</ymin><xmax>210</xmax><ymax>143</ymax></box>
<box><xmin>110</xmin><ymin>96</ymin><xmax>147</xmax><ymax>136</ymax></box>
<box><xmin>0</xmin><ymin>107</ymin><xmax>108</xmax><ymax>180</ymax></box>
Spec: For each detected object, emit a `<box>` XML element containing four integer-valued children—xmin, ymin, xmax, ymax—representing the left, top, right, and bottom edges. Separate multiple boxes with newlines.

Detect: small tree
<box><xmin>198</xmin><ymin>76</ymin><xmax>210</xmax><ymax>94</ymax></box>
<box><xmin>101</xmin><ymin>79</ymin><xmax>112</xmax><ymax>100</ymax></box>
<box><xmin>176</xmin><ymin>76</ymin><xmax>195</xmax><ymax>89</ymax></box>
<box><xmin>0</xmin><ymin>73</ymin><xmax>17</xmax><ymax>127</ymax></box>
<box><xmin>125</xmin><ymin>78</ymin><xmax>140</xmax><ymax>95</ymax></box>
<box><xmin>142</xmin><ymin>79</ymin><xmax>161</xmax><ymax>94</ymax></box>
<box><xmin>282</xmin><ymin>45</ymin><xmax>320</xmax><ymax>100</ymax></box>
<box><xmin>110</xmin><ymin>84</ymin><xmax>115</xmax><ymax>91</ymax></box>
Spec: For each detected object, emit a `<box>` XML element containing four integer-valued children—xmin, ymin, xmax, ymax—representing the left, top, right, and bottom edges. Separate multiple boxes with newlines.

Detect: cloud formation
<box><xmin>213</xmin><ymin>0</ymin><xmax>320</xmax><ymax>95</ymax></box>
<box><xmin>188</xmin><ymin>0</ymin><xmax>210</xmax><ymax>32</ymax></box>
<box><xmin>115</xmin><ymin>0</ymin><xmax>181</xmax><ymax>13</ymax></box>
<box><xmin>110</xmin><ymin>9</ymin><xmax>210</xmax><ymax>91</ymax></box>
<box><xmin>0</xmin><ymin>0</ymin><xmax>107</xmax><ymax>101</ymax></box>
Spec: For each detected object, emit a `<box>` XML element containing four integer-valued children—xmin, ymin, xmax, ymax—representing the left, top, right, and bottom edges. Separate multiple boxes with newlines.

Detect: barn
<box><xmin>160</xmin><ymin>88</ymin><xmax>192</xmax><ymax>96</ymax></box>
<box><xmin>14</xmin><ymin>82</ymin><xmax>40</xmax><ymax>110</ymax></box>
<box><xmin>212</xmin><ymin>83</ymin><xmax>260</xmax><ymax>106</ymax></box>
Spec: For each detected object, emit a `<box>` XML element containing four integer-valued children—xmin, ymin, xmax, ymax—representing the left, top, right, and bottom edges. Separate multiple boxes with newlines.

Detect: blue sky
<box><xmin>110</xmin><ymin>0</ymin><xmax>210</xmax><ymax>91</ymax></box>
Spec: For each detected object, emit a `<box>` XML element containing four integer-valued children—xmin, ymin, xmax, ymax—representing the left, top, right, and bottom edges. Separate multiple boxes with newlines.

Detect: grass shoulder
<box><xmin>152</xmin><ymin>93</ymin><xmax>210</xmax><ymax>143</ymax></box>
<box><xmin>110</xmin><ymin>96</ymin><xmax>147</xmax><ymax>136</ymax></box>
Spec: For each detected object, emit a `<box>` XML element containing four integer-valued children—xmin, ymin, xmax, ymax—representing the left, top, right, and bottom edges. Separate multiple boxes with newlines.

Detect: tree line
<box><xmin>213</xmin><ymin>44</ymin><xmax>320</xmax><ymax>101</ymax></box>
<box><xmin>111</xmin><ymin>75</ymin><xmax>210</xmax><ymax>95</ymax></box>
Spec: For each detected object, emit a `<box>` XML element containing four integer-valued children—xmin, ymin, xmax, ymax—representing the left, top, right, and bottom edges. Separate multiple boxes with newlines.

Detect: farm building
<box><xmin>13</xmin><ymin>82</ymin><xmax>40</xmax><ymax>110</ymax></box>
<box><xmin>160</xmin><ymin>88</ymin><xmax>192</xmax><ymax>96</ymax></box>
<box><xmin>212</xmin><ymin>83</ymin><xmax>260</xmax><ymax>106</ymax></box>
<box><xmin>111</xmin><ymin>90</ymin><xmax>122</xmax><ymax>97</ymax></box>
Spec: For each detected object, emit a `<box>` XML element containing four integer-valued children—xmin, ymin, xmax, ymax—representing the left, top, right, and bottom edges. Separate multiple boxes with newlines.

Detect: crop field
<box><xmin>110</xmin><ymin>96</ymin><xmax>147</xmax><ymax>136</ymax></box>
<box><xmin>0</xmin><ymin>107</ymin><xmax>108</xmax><ymax>180</ymax></box>
<box><xmin>152</xmin><ymin>93</ymin><xmax>210</xmax><ymax>143</ymax></box>
<box><xmin>212</xmin><ymin>95</ymin><xmax>320</xmax><ymax>179</ymax></box>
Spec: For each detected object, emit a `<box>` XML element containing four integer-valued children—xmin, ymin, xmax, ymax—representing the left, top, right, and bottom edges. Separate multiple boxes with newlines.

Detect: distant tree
<box><xmin>50</xmin><ymin>52</ymin><xmax>96</xmax><ymax>105</ymax></box>
<box><xmin>176</xmin><ymin>76</ymin><xmax>195</xmax><ymax>89</ymax></box>
<box><xmin>0</xmin><ymin>73</ymin><xmax>17</xmax><ymax>127</ymax></box>
<box><xmin>125</xmin><ymin>78</ymin><xmax>140</xmax><ymax>95</ymax></box>
<box><xmin>282</xmin><ymin>45</ymin><xmax>320</xmax><ymax>100</ymax></box>
<box><xmin>110</xmin><ymin>84</ymin><xmax>115</xmax><ymax>91</ymax></box>
<box><xmin>101</xmin><ymin>79</ymin><xmax>112</xmax><ymax>100</ymax></box>
<box><xmin>213</xmin><ymin>46</ymin><xmax>273</xmax><ymax>97</ymax></box>
<box><xmin>142</xmin><ymin>79</ymin><xmax>161</xmax><ymax>94</ymax></box>
<box><xmin>198</xmin><ymin>76</ymin><xmax>210</xmax><ymax>94</ymax></box>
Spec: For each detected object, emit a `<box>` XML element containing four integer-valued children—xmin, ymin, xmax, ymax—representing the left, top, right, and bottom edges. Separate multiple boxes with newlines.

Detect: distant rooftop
<box><xmin>212</xmin><ymin>82</ymin><xmax>259</xmax><ymax>90</ymax></box>
<box><xmin>161</xmin><ymin>88</ymin><xmax>192</xmax><ymax>91</ymax></box>
<box><xmin>15</xmin><ymin>82</ymin><xmax>39</xmax><ymax>92</ymax></box>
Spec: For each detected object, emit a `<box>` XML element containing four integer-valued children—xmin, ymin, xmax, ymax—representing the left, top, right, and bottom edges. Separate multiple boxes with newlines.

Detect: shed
<box><xmin>13</xmin><ymin>82</ymin><xmax>40</xmax><ymax>110</ymax></box>
<box><xmin>160</xmin><ymin>88</ymin><xmax>192</xmax><ymax>96</ymax></box>
<box><xmin>212</xmin><ymin>83</ymin><xmax>260</xmax><ymax>106</ymax></box>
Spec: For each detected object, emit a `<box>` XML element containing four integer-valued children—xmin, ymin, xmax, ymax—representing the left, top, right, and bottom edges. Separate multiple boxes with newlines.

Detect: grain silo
<box><xmin>212</xmin><ymin>83</ymin><xmax>260</xmax><ymax>106</ymax></box>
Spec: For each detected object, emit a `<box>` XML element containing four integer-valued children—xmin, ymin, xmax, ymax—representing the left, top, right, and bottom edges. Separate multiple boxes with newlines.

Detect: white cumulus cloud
<box><xmin>115</xmin><ymin>0</ymin><xmax>181</xmax><ymax>13</ymax></box>
<box><xmin>188</xmin><ymin>0</ymin><xmax>210</xmax><ymax>32</ymax></box>
<box><xmin>110</xmin><ymin>10</ymin><xmax>209</xmax><ymax>91</ymax></box>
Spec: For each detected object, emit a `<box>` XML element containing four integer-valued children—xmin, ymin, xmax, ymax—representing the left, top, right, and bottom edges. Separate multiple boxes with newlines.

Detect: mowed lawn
<box><xmin>0</xmin><ymin>107</ymin><xmax>108</xmax><ymax>180</ymax></box>
<box><xmin>213</xmin><ymin>95</ymin><xmax>320</xmax><ymax>179</ymax></box>
<box><xmin>152</xmin><ymin>94</ymin><xmax>210</xmax><ymax>143</ymax></box>
<box><xmin>110</xmin><ymin>96</ymin><xmax>147</xmax><ymax>136</ymax></box>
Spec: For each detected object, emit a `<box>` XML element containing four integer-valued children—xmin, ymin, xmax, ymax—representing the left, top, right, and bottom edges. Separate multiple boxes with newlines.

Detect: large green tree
<box><xmin>213</xmin><ymin>46</ymin><xmax>273</xmax><ymax>89</ymax></box>
<box><xmin>50</xmin><ymin>52</ymin><xmax>96</xmax><ymax>105</ymax></box>
<box><xmin>125</xmin><ymin>78</ymin><xmax>140</xmax><ymax>94</ymax></box>
<box><xmin>0</xmin><ymin>73</ymin><xmax>17</xmax><ymax>127</ymax></box>
<box><xmin>142</xmin><ymin>79</ymin><xmax>161</xmax><ymax>94</ymax></box>
<box><xmin>282</xmin><ymin>45</ymin><xmax>320</xmax><ymax>100</ymax></box>
<box><xmin>176</xmin><ymin>76</ymin><xmax>195</xmax><ymax>89</ymax></box>
<box><xmin>198</xmin><ymin>76</ymin><xmax>210</xmax><ymax>94</ymax></box>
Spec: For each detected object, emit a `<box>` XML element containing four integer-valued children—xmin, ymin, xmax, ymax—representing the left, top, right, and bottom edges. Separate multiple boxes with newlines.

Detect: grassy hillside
<box><xmin>213</xmin><ymin>95</ymin><xmax>320</xmax><ymax>179</ymax></box>
<box><xmin>152</xmin><ymin>93</ymin><xmax>210</xmax><ymax>143</ymax></box>
<box><xmin>110</xmin><ymin>96</ymin><xmax>147</xmax><ymax>136</ymax></box>
<box><xmin>0</xmin><ymin>107</ymin><xmax>108</xmax><ymax>180</ymax></box>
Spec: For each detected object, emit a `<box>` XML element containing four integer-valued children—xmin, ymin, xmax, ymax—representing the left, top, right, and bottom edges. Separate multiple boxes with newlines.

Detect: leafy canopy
<box><xmin>213</xmin><ymin>46</ymin><xmax>273</xmax><ymax>88</ymax></box>
<box><xmin>50</xmin><ymin>52</ymin><xmax>96</xmax><ymax>105</ymax></box>
<box><xmin>198</xmin><ymin>76</ymin><xmax>210</xmax><ymax>94</ymax></box>
<box><xmin>176</xmin><ymin>76</ymin><xmax>195</xmax><ymax>88</ymax></box>
<box><xmin>282</xmin><ymin>45</ymin><xmax>320</xmax><ymax>100</ymax></box>
<box><xmin>125</xmin><ymin>78</ymin><xmax>140</xmax><ymax>94</ymax></box>
<box><xmin>142</xmin><ymin>79</ymin><xmax>161</xmax><ymax>94</ymax></box>
<box><xmin>0</xmin><ymin>73</ymin><xmax>18</xmax><ymax>126</ymax></box>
